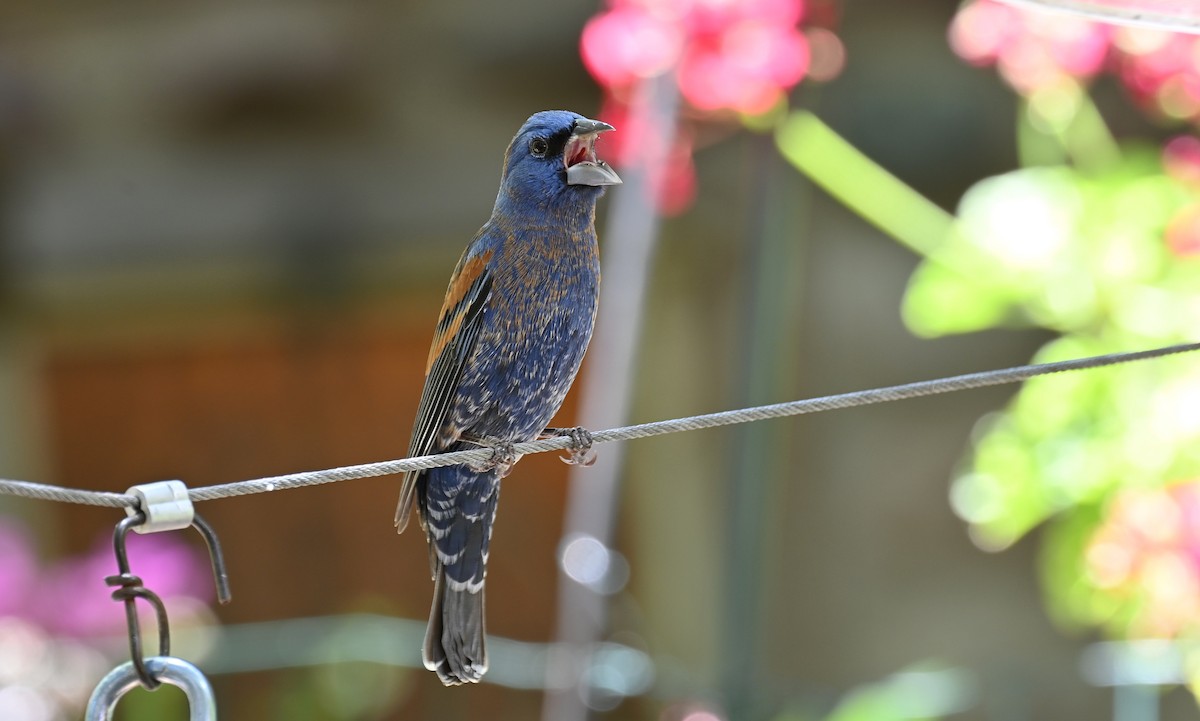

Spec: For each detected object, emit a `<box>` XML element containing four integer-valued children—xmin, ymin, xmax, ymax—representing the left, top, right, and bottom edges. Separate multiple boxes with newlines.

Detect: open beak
<box><xmin>565</xmin><ymin>118</ymin><xmax>622</xmax><ymax>187</ymax></box>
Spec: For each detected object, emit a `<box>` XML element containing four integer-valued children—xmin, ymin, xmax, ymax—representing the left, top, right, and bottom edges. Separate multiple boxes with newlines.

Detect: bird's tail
<box><xmin>424</xmin><ymin>562</ymin><xmax>487</xmax><ymax>685</ymax></box>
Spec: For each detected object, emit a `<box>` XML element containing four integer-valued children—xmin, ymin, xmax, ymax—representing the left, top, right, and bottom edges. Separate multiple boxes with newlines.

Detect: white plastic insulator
<box><xmin>125</xmin><ymin>480</ymin><xmax>194</xmax><ymax>534</ymax></box>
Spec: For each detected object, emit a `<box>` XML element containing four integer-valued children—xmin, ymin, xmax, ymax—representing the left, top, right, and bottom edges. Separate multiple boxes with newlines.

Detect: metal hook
<box><xmin>191</xmin><ymin>512</ymin><xmax>232</xmax><ymax>605</ymax></box>
<box><xmin>107</xmin><ymin>493</ymin><xmax>232</xmax><ymax>689</ymax></box>
<box><xmin>107</xmin><ymin>511</ymin><xmax>170</xmax><ymax>689</ymax></box>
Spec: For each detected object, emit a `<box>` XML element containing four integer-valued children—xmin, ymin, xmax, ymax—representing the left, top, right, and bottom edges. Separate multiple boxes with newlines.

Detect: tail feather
<box><xmin>423</xmin><ymin>563</ymin><xmax>487</xmax><ymax>685</ymax></box>
<box><xmin>420</xmin><ymin>461</ymin><xmax>498</xmax><ymax>685</ymax></box>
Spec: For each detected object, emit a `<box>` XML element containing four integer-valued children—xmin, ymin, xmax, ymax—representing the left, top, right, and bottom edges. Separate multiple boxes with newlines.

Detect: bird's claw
<box><xmin>465</xmin><ymin>438</ymin><xmax>520</xmax><ymax>478</ymax></box>
<box><xmin>543</xmin><ymin>426</ymin><xmax>597</xmax><ymax>467</ymax></box>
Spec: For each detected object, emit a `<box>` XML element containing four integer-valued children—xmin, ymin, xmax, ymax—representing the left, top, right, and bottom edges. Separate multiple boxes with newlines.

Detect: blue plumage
<box><xmin>395</xmin><ymin>110</ymin><xmax>620</xmax><ymax>685</ymax></box>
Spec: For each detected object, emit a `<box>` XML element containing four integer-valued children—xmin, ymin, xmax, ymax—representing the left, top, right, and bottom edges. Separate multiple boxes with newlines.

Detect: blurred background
<box><xmin>2</xmin><ymin>0</ymin><xmax>1200</xmax><ymax>719</ymax></box>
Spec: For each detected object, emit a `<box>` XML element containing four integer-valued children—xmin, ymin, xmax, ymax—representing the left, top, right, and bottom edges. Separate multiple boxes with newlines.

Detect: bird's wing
<box><xmin>395</xmin><ymin>243</ymin><xmax>495</xmax><ymax>533</ymax></box>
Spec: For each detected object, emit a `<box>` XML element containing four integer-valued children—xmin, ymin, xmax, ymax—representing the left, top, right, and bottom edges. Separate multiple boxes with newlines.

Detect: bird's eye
<box><xmin>529</xmin><ymin>138</ymin><xmax>549</xmax><ymax>157</ymax></box>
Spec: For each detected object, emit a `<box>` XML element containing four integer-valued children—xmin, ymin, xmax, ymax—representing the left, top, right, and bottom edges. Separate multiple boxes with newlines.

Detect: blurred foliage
<box><xmin>904</xmin><ymin>152</ymin><xmax>1197</xmax><ymax>341</ymax></box>
<box><xmin>900</xmin><ymin>66</ymin><xmax>1200</xmax><ymax>652</ymax></box>
<box><xmin>769</xmin><ymin>663</ymin><xmax>971</xmax><ymax>721</ymax></box>
<box><xmin>775</xmin><ymin>0</ymin><xmax>1200</xmax><ymax>690</ymax></box>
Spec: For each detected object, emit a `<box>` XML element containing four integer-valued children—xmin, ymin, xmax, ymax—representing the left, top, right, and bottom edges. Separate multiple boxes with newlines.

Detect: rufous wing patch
<box><xmin>426</xmin><ymin>251</ymin><xmax>494</xmax><ymax>374</ymax></box>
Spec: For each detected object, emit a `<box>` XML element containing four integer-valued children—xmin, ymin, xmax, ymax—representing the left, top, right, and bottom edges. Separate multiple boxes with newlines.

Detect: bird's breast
<box><xmin>450</xmin><ymin>225</ymin><xmax>600</xmax><ymax>441</ymax></box>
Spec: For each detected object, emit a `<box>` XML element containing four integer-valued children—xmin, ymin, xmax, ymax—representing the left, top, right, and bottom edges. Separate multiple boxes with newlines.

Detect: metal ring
<box><xmin>84</xmin><ymin>656</ymin><xmax>216</xmax><ymax>721</ymax></box>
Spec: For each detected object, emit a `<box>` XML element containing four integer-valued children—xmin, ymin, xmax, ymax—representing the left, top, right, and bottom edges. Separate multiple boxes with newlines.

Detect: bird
<box><xmin>395</xmin><ymin>110</ymin><xmax>621</xmax><ymax>685</ymax></box>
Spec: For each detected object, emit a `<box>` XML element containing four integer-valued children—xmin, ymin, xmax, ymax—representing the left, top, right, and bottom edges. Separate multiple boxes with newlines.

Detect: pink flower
<box><xmin>0</xmin><ymin>518</ymin><xmax>213</xmax><ymax>638</ymax></box>
<box><xmin>34</xmin><ymin>531</ymin><xmax>214</xmax><ymax>638</ymax></box>
<box><xmin>949</xmin><ymin>0</ymin><xmax>1111</xmax><ymax>94</ymax></box>
<box><xmin>949</xmin><ymin>0</ymin><xmax>1025</xmax><ymax>68</ymax></box>
<box><xmin>581</xmin><ymin>0</ymin><xmax>836</xmax><ymax>213</ymax></box>
<box><xmin>0</xmin><ymin>524</ymin><xmax>37</xmax><ymax>616</ymax></box>
<box><xmin>597</xmin><ymin>97</ymin><xmax>697</xmax><ymax>216</ymax></box>
<box><xmin>1114</xmin><ymin>29</ymin><xmax>1200</xmax><ymax>121</ymax></box>
<box><xmin>583</xmin><ymin>0</ymin><xmax>813</xmax><ymax>115</ymax></box>
<box><xmin>1086</xmin><ymin>482</ymin><xmax>1200</xmax><ymax>637</ymax></box>
<box><xmin>581</xmin><ymin>9</ymin><xmax>683</xmax><ymax>89</ymax></box>
<box><xmin>678</xmin><ymin>20</ymin><xmax>809</xmax><ymax>114</ymax></box>
<box><xmin>950</xmin><ymin>0</ymin><xmax>1200</xmax><ymax>123</ymax></box>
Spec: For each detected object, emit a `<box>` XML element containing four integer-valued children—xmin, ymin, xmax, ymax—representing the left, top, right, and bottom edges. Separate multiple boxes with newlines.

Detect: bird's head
<box><xmin>495</xmin><ymin>110</ymin><xmax>621</xmax><ymax>214</ymax></box>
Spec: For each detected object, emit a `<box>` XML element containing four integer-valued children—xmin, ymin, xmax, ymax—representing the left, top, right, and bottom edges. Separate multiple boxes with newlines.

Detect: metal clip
<box><xmin>107</xmin><ymin>482</ymin><xmax>232</xmax><ymax>689</ymax></box>
<box><xmin>85</xmin><ymin>656</ymin><xmax>217</xmax><ymax>721</ymax></box>
<box><xmin>125</xmin><ymin>480</ymin><xmax>194</xmax><ymax>533</ymax></box>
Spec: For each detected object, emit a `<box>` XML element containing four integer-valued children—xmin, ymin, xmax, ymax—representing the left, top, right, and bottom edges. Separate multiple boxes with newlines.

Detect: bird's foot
<box><xmin>541</xmin><ymin>426</ymin><xmax>597</xmax><ymax>467</ymax></box>
<box><xmin>462</xmin><ymin>436</ymin><xmax>520</xmax><ymax>478</ymax></box>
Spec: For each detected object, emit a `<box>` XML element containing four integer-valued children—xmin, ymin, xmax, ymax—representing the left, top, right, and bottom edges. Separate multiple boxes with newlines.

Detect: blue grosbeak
<box><xmin>395</xmin><ymin>111</ymin><xmax>620</xmax><ymax>685</ymax></box>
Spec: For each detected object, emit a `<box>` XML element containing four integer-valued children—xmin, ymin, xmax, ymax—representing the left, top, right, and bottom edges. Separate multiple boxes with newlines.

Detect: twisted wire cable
<box><xmin>2</xmin><ymin>341</ymin><xmax>1196</xmax><ymax>509</ymax></box>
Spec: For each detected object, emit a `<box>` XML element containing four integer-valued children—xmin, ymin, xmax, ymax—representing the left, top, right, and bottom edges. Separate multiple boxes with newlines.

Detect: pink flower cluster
<box><xmin>1113</xmin><ymin>28</ymin><xmax>1200</xmax><ymax>122</ymax></box>
<box><xmin>0</xmin><ymin>521</ymin><xmax>212</xmax><ymax>638</ymax></box>
<box><xmin>1086</xmin><ymin>481</ymin><xmax>1200</xmax><ymax>638</ymax></box>
<box><xmin>582</xmin><ymin>0</ymin><xmax>812</xmax><ymax>116</ymax></box>
<box><xmin>580</xmin><ymin>0</ymin><xmax>842</xmax><ymax>214</ymax></box>
<box><xmin>592</xmin><ymin>97</ymin><xmax>699</xmax><ymax>215</ymax></box>
<box><xmin>950</xmin><ymin>0</ymin><xmax>1200</xmax><ymax>122</ymax></box>
<box><xmin>950</xmin><ymin>0</ymin><xmax>1111</xmax><ymax>94</ymax></box>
